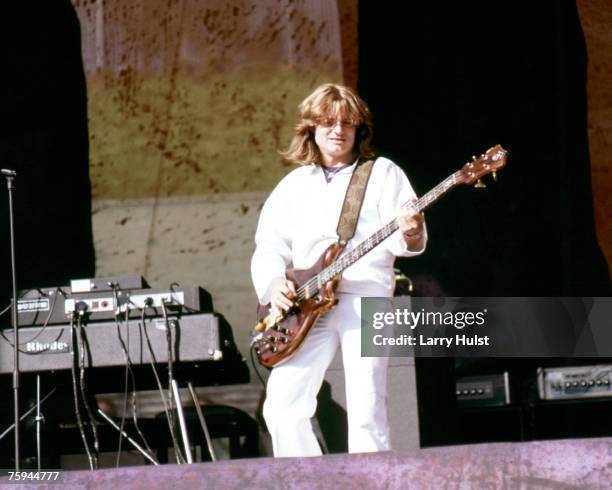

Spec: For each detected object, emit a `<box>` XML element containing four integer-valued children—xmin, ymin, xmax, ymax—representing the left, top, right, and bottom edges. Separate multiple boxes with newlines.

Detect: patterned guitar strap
<box><xmin>336</xmin><ymin>158</ymin><xmax>375</xmax><ymax>248</ymax></box>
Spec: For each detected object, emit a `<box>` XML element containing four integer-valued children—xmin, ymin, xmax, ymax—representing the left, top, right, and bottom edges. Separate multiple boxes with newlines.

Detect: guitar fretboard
<box><xmin>296</xmin><ymin>170</ymin><xmax>462</xmax><ymax>300</ymax></box>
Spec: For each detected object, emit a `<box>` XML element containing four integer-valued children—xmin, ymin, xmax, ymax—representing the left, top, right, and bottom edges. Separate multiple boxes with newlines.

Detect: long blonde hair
<box><xmin>280</xmin><ymin>83</ymin><xmax>376</xmax><ymax>166</ymax></box>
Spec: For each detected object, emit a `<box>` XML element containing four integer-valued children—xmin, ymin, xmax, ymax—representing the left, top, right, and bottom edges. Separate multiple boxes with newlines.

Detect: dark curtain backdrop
<box><xmin>359</xmin><ymin>0</ymin><xmax>610</xmax><ymax>298</ymax></box>
<box><xmin>0</xmin><ymin>1</ymin><xmax>95</xmax><ymax>463</ymax></box>
<box><xmin>0</xmin><ymin>0</ymin><xmax>95</xmax><ymax>305</ymax></box>
<box><xmin>358</xmin><ymin>0</ymin><xmax>611</xmax><ymax>446</ymax></box>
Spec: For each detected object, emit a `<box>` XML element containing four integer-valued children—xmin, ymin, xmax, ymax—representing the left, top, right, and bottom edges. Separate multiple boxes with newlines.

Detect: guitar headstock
<box><xmin>458</xmin><ymin>145</ymin><xmax>508</xmax><ymax>187</ymax></box>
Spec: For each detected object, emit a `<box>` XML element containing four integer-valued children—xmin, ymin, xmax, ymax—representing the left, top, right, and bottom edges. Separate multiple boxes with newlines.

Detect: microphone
<box><xmin>1</xmin><ymin>169</ymin><xmax>17</xmax><ymax>177</ymax></box>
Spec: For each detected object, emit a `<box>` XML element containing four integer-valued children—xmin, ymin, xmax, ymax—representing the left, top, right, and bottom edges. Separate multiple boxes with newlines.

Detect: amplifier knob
<box><xmin>604</xmin><ymin>379</ymin><xmax>610</xmax><ymax>386</ymax></box>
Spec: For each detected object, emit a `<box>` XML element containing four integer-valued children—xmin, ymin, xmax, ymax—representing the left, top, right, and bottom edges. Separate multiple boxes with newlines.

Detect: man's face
<box><xmin>314</xmin><ymin>115</ymin><xmax>356</xmax><ymax>166</ymax></box>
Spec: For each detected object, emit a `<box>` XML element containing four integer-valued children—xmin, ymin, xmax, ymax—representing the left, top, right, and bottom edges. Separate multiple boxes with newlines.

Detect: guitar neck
<box><xmin>297</xmin><ymin>170</ymin><xmax>461</xmax><ymax>299</ymax></box>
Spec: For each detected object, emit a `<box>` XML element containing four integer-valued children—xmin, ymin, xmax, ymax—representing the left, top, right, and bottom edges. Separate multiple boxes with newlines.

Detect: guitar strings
<box><xmin>294</xmin><ymin>171</ymin><xmax>462</xmax><ymax>299</ymax></box>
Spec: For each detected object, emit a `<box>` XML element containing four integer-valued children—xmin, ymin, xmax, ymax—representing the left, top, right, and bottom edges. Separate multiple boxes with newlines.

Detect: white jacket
<box><xmin>251</xmin><ymin>157</ymin><xmax>427</xmax><ymax>304</ymax></box>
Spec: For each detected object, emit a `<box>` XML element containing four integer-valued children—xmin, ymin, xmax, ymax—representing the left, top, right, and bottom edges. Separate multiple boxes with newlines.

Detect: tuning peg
<box><xmin>472</xmin><ymin>155</ymin><xmax>477</xmax><ymax>161</ymax></box>
<box><xmin>492</xmin><ymin>171</ymin><xmax>497</xmax><ymax>182</ymax></box>
<box><xmin>474</xmin><ymin>179</ymin><xmax>486</xmax><ymax>189</ymax></box>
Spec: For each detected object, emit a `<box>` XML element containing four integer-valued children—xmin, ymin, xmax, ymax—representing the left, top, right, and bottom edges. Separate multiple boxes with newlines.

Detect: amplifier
<box><xmin>1</xmin><ymin>313</ymin><xmax>225</xmax><ymax>374</ymax></box>
<box><xmin>537</xmin><ymin>365</ymin><xmax>612</xmax><ymax>400</ymax></box>
<box><xmin>16</xmin><ymin>275</ymin><xmax>149</xmax><ymax>326</ymax></box>
<box><xmin>16</xmin><ymin>286</ymin><xmax>213</xmax><ymax>327</ymax></box>
<box><xmin>456</xmin><ymin>372</ymin><xmax>511</xmax><ymax>408</ymax></box>
<box><xmin>70</xmin><ymin>274</ymin><xmax>149</xmax><ymax>293</ymax></box>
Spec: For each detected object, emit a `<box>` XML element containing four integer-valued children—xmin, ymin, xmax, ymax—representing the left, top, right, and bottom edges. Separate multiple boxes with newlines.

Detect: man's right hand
<box><xmin>269</xmin><ymin>277</ymin><xmax>297</xmax><ymax>313</ymax></box>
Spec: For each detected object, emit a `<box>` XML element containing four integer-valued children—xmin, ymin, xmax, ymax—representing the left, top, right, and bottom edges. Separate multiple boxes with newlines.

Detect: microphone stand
<box><xmin>36</xmin><ymin>375</ymin><xmax>44</xmax><ymax>471</ymax></box>
<box><xmin>2</xmin><ymin>168</ymin><xmax>20</xmax><ymax>470</ymax></box>
<box><xmin>0</xmin><ymin>387</ymin><xmax>56</xmax><ymax>441</ymax></box>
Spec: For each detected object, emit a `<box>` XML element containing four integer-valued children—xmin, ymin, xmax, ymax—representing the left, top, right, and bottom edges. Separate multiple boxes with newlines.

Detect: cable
<box><xmin>0</xmin><ymin>286</ymin><xmax>63</xmax><ymax>322</ymax></box>
<box><xmin>0</xmin><ymin>285</ymin><xmax>43</xmax><ymax>320</ymax></box>
<box><xmin>112</xmin><ymin>288</ymin><xmax>130</xmax><ymax>467</ymax></box>
<box><xmin>115</xmin><ymin>311</ymin><xmax>129</xmax><ymax>467</ymax></box>
<box><xmin>75</xmin><ymin>311</ymin><xmax>99</xmax><ymax>468</ymax></box>
<box><xmin>123</xmin><ymin>303</ymin><xmax>155</xmax><ymax>459</ymax></box>
<box><xmin>161</xmin><ymin>300</ymin><xmax>174</xmax><ymax>406</ymax></box>
<box><xmin>69</xmin><ymin>313</ymin><xmax>95</xmax><ymax>470</ymax></box>
<box><xmin>141</xmin><ymin>299</ymin><xmax>185</xmax><ymax>464</ymax></box>
<box><xmin>250</xmin><ymin>344</ymin><xmax>268</xmax><ymax>389</ymax></box>
<box><xmin>122</xmin><ymin>308</ymin><xmax>154</xmax><ymax>458</ymax></box>
<box><xmin>112</xmin><ymin>303</ymin><xmax>155</xmax><ymax>466</ymax></box>
<box><xmin>0</xmin><ymin>288</ymin><xmax>65</xmax><ymax>354</ymax></box>
<box><xmin>16</xmin><ymin>287</ymin><xmax>62</xmax><ymax>345</ymax></box>
<box><xmin>118</xmin><ymin>293</ymin><xmax>157</xmax><ymax>456</ymax></box>
<box><xmin>160</xmin><ymin>299</ymin><xmax>185</xmax><ymax>463</ymax></box>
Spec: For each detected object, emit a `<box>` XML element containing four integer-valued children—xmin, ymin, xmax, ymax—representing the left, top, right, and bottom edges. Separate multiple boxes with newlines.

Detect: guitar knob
<box><xmin>255</xmin><ymin>321</ymin><xmax>266</xmax><ymax>333</ymax></box>
<box><xmin>270</xmin><ymin>346</ymin><xmax>277</xmax><ymax>353</ymax></box>
<box><xmin>280</xmin><ymin>337</ymin><xmax>288</xmax><ymax>344</ymax></box>
<box><xmin>266</xmin><ymin>335</ymin><xmax>277</xmax><ymax>342</ymax></box>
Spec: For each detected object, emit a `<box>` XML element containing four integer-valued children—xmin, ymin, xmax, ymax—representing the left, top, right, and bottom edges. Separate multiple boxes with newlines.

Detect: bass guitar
<box><xmin>251</xmin><ymin>145</ymin><xmax>508</xmax><ymax>367</ymax></box>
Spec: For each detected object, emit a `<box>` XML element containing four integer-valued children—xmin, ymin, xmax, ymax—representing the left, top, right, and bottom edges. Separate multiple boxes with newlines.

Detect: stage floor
<box><xmin>2</xmin><ymin>437</ymin><xmax>611</xmax><ymax>489</ymax></box>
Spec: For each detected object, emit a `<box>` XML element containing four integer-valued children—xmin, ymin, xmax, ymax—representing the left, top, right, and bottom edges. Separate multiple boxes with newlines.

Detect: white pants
<box><xmin>263</xmin><ymin>294</ymin><xmax>390</xmax><ymax>457</ymax></box>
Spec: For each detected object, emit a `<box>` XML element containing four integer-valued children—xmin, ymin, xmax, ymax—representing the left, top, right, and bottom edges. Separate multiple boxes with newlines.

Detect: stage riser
<box><xmin>3</xmin><ymin>438</ymin><xmax>610</xmax><ymax>489</ymax></box>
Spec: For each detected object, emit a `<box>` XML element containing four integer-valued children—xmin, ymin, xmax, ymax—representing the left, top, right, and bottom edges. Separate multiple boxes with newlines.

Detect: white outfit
<box><xmin>251</xmin><ymin>156</ymin><xmax>426</xmax><ymax>457</ymax></box>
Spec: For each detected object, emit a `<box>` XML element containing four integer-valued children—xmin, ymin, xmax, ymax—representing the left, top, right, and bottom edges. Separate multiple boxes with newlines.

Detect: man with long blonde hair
<box><xmin>251</xmin><ymin>83</ymin><xmax>426</xmax><ymax>457</ymax></box>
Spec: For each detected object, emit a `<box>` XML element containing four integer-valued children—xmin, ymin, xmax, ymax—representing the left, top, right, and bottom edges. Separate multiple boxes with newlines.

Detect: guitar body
<box><xmin>253</xmin><ymin>243</ymin><xmax>343</xmax><ymax>368</ymax></box>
